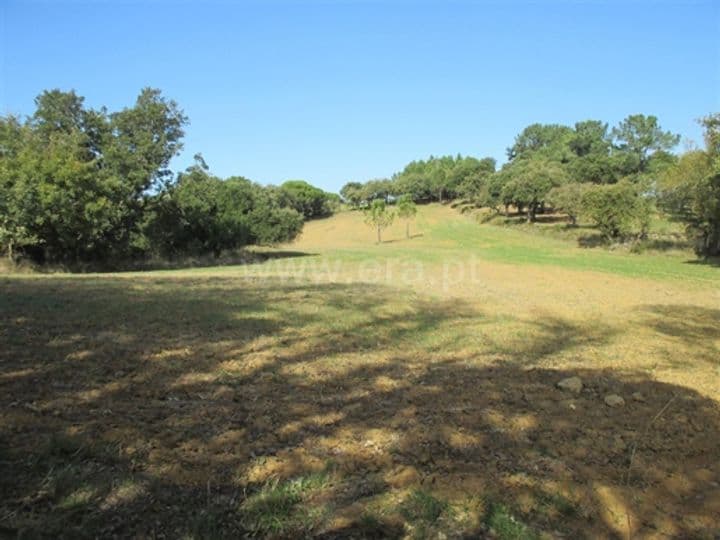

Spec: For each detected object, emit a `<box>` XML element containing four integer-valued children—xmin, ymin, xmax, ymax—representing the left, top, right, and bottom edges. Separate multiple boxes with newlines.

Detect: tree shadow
<box><xmin>577</xmin><ymin>233</ymin><xmax>607</xmax><ymax>248</ymax></box>
<box><xmin>685</xmin><ymin>256</ymin><xmax>720</xmax><ymax>268</ymax></box>
<box><xmin>1</xmin><ymin>277</ymin><xmax>718</xmax><ymax>538</ymax></box>
<box><xmin>636</xmin><ymin>304</ymin><xmax>720</xmax><ymax>366</ymax></box>
<box><xmin>40</xmin><ymin>249</ymin><xmax>318</xmax><ymax>274</ymax></box>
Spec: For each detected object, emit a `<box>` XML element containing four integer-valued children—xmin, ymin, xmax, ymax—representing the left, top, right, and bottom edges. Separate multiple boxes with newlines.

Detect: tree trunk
<box><xmin>377</xmin><ymin>226</ymin><xmax>381</xmax><ymax>244</ymax></box>
<box><xmin>406</xmin><ymin>221</ymin><xmax>410</xmax><ymax>239</ymax></box>
<box><xmin>706</xmin><ymin>221</ymin><xmax>720</xmax><ymax>256</ymax></box>
<box><xmin>527</xmin><ymin>204</ymin><xmax>536</xmax><ymax>223</ymax></box>
<box><xmin>504</xmin><ymin>204</ymin><xmax>509</xmax><ymax>217</ymax></box>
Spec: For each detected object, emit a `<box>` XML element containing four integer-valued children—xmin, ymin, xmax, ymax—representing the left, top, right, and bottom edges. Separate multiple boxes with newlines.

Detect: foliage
<box><xmin>659</xmin><ymin>114</ymin><xmax>720</xmax><ymax>256</ymax></box>
<box><xmin>611</xmin><ymin>114</ymin><xmax>680</xmax><ymax>173</ymax></box>
<box><xmin>0</xmin><ymin>88</ymin><xmax>323</xmax><ymax>265</ymax></box>
<box><xmin>393</xmin><ymin>154</ymin><xmax>495</xmax><ymax>202</ymax></box>
<box><xmin>581</xmin><ymin>182</ymin><xmax>652</xmax><ymax>241</ymax></box>
<box><xmin>0</xmin><ymin>88</ymin><xmax>188</xmax><ymax>263</ymax></box>
<box><xmin>547</xmin><ymin>182</ymin><xmax>590</xmax><ymax>225</ymax></box>
<box><xmin>506</xmin><ymin>123</ymin><xmax>574</xmax><ymax>162</ymax></box>
<box><xmin>396</xmin><ymin>194</ymin><xmax>418</xmax><ymax>238</ymax></box>
<box><xmin>500</xmin><ymin>159</ymin><xmax>568</xmax><ymax>222</ymax></box>
<box><xmin>147</xmin><ymin>161</ymin><xmax>303</xmax><ymax>257</ymax></box>
<box><xmin>279</xmin><ymin>180</ymin><xmax>335</xmax><ymax>219</ymax></box>
<box><xmin>363</xmin><ymin>199</ymin><xmax>395</xmax><ymax>243</ymax></box>
<box><xmin>340</xmin><ymin>181</ymin><xmax>365</xmax><ymax>207</ymax></box>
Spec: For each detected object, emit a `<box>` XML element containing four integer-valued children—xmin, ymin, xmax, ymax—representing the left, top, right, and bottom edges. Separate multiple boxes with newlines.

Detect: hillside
<box><xmin>1</xmin><ymin>204</ymin><xmax>718</xmax><ymax>538</ymax></box>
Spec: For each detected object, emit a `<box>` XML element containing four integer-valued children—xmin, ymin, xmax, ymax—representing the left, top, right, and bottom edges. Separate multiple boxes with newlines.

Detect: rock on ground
<box><xmin>557</xmin><ymin>377</ymin><xmax>583</xmax><ymax>394</ymax></box>
<box><xmin>605</xmin><ymin>394</ymin><xmax>625</xmax><ymax>407</ymax></box>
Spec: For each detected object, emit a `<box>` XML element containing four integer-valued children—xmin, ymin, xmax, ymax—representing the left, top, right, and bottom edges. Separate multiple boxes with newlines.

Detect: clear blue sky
<box><xmin>2</xmin><ymin>0</ymin><xmax>719</xmax><ymax>193</ymax></box>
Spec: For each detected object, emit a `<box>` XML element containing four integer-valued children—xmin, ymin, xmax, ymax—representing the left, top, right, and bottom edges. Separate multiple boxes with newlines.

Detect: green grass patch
<box><xmin>240</xmin><ymin>473</ymin><xmax>330</xmax><ymax>536</ymax></box>
<box><xmin>484</xmin><ymin>501</ymin><xmax>538</xmax><ymax>540</ymax></box>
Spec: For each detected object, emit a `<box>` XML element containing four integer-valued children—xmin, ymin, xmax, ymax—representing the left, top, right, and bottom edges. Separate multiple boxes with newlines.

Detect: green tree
<box><xmin>659</xmin><ymin>114</ymin><xmax>720</xmax><ymax>256</ymax></box>
<box><xmin>611</xmin><ymin>114</ymin><xmax>680</xmax><ymax>173</ymax></box>
<box><xmin>569</xmin><ymin>120</ymin><xmax>611</xmax><ymax>157</ymax></box>
<box><xmin>396</xmin><ymin>194</ymin><xmax>418</xmax><ymax>238</ymax></box>
<box><xmin>507</xmin><ymin>123</ymin><xmax>573</xmax><ymax>162</ymax></box>
<box><xmin>454</xmin><ymin>157</ymin><xmax>496</xmax><ymax>200</ymax></box>
<box><xmin>279</xmin><ymin>180</ymin><xmax>333</xmax><ymax>219</ymax></box>
<box><xmin>500</xmin><ymin>159</ymin><xmax>568</xmax><ymax>222</ymax></box>
<box><xmin>363</xmin><ymin>199</ymin><xmax>395</xmax><ymax>243</ymax></box>
<box><xmin>547</xmin><ymin>183</ymin><xmax>589</xmax><ymax>225</ymax></box>
<box><xmin>340</xmin><ymin>181</ymin><xmax>365</xmax><ymax>208</ymax></box>
<box><xmin>582</xmin><ymin>182</ymin><xmax>651</xmax><ymax>241</ymax></box>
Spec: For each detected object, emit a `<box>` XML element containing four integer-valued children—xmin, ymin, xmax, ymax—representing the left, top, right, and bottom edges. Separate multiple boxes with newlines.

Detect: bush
<box><xmin>547</xmin><ymin>183</ymin><xmax>589</xmax><ymax>225</ymax></box>
<box><xmin>581</xmin><ymin>182</ymin><xmax>651</xmax><ymax>241</ymax></box>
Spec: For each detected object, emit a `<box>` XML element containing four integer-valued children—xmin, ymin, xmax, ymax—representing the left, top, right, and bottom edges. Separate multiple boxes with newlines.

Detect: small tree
<box><xmin>547</xmin><ymin>183</ymin><xmax>589</xmax><ymax>225</ymax></box>
<box><xmin>582</xmin><ymin>182</ymin><xmax>651</xmax><ymax>241</ymax></box>
<box><xmin>659</xmin><ymin>114</ymin><xmax>720</xmax><ymax>257</ymax></box>
<box><xmin>363</xmin><ymin>199</ymin><xmax>395</xmax><ymax>243</ymax></box>
<box><xmin>396</xmin><ymin>194</ymin><xmax>417</xmax><ymax>238</ymax></box>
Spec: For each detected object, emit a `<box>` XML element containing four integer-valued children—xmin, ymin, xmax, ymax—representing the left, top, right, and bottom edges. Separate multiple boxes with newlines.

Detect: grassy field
<box><xmin>2</xmin><ymin>204</ymin><xmax>719</xmax><ymax>539</ymax></box>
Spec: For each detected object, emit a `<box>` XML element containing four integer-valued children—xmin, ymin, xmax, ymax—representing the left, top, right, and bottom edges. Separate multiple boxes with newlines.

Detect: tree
<box><xmin>612</xmin><ymin>114</ymin><xmax>680</xmax><ymax>173</ymax></box>
<box><xmin>500</xmin><ymin>159</ymin><xmax>568</xmax><ymax>222</ymax></box>
<box><xmin>569</xmin><ymin>120</ymin><xmax>611</xmax><ymax>157</ymax></box>
<box><xmin>362</xmin><ymin>178</ymin><xmax>395</xmax><ymax>203</ymax></box>
<box><xmin>279</xmin><ymin>180</ymin><xmax>333</xmax><ymax>219</ymax></box>
<box><xmin>0</xmin><ymin>87</ymin><xmax>310</xmax><ymax>264</ymax></box>
<box><xmin>363</xmin><ymin>199</ymin><xmax>395</xmax><ymax>243</ymax></box>
<box><xmin>659</xmin><ymin>114</ymin><xmax>720</xmax><ymax>256</ymax></box>
<box><xmin>506</xmin><ymin>123</ymin><xmax>573</xmax><ymax>162</ymax></box>
<box><xmin>547</xmin><ymin>183</ymin><xmax>589</xmax><ymax>225</ymax></box>
<box><xmin>582</xmin><ymin>182</ymin><xmax>651</xmax><ymax>241</ymax></box>
<box><xmin>396</xmin><ymin>194</ymin><xmax>417</xmax><ymax>238</ymax></box>
<box><xmin>147</xmin><ymin>161</ymin><xmax>304</xmax><ymax>257</ymax></box>
<box><xmin>340</xmin><ymin>181</ymin><xmax>365</xmax><ymax>208</ymax></box>
<box><xmin>454</xmin><ymin>157</ymin><xmax>496</xmax><ymax>201</ymax></box>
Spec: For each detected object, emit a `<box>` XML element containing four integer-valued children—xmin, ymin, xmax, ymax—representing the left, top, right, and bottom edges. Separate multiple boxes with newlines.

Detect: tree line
<box><xmin>341</xmin><ymin>114</ymin><xmax>720</xmax><ymax>256</ymax></box>
<box><xmin>0</xmin><ymin>89</ymin><xmax>337</xmax><ymax>265</ymax></box>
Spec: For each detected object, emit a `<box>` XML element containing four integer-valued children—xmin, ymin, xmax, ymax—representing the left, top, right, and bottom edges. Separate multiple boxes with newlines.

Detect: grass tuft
<box><xmin>240</xmin><ymin>473</ymin><xmax>329</xmax><ymax>535</ymax></box>
<box><xmin>399</xmin><ymin>489</ymin><xmax>448</xmax><ymax>524</ymax></box>
<box><xmin>484</xmin><ymin>501</ymin><xmax>538</xmax><ymax>540</ymax></box>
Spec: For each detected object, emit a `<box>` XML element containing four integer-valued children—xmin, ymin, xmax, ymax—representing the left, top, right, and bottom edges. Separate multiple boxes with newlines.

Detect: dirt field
<box><xmin>1</xmin><ymin>205</ymin><xmax>719</xmax><ymax>538</ymax></box>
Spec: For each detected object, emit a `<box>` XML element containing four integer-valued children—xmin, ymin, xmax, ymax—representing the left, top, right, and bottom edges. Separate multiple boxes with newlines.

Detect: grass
<box><xmin>240</xmin><ymin>473</ymin><xmax>330</xmax><ymax>536</ymax></box>
<box><xmin>484</xmin><ymin>502</ymin><xmax>538</xmax><ymax>540</ymax></box>
<box><xmin>1</xmin><ymin>204</ymin><xmax>719</xmax><ymax>538</ymax></box>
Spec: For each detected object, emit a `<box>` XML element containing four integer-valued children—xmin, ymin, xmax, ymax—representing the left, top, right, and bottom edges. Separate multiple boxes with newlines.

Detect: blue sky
<box><xmin>2</xmin><ymin>0</ymin><xmax>719</xmax><ymax>193</ymax></box>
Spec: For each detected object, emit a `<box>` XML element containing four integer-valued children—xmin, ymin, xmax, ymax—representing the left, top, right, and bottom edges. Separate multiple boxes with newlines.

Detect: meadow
<box><xmin>1</xmin><ymin>205</ymin><xmax>719</xmax><ymax>539</ymax></box>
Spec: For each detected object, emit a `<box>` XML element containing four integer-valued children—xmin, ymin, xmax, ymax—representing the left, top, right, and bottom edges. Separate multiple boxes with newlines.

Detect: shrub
<box><xmin>581</xmin><ymin>182</ymin><xmax>651</xmax><ymax>241</ymax></box>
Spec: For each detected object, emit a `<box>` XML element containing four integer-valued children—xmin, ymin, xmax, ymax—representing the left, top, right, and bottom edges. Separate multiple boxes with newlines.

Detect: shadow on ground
<box><xmin>1</xmin><ymin>277</ymin><xmax>718</xmax><ymax>538</ymax></box>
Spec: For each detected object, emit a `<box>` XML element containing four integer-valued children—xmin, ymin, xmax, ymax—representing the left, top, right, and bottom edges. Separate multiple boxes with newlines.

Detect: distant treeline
<box><xmin>1</xmin><ymin>89</ymin><xmax>718</xmax><ymax>264</ymax></box>
<box><xmin>341</xmin><ymin>115</ymin><xmax>720</xmax><ymax>256</ymax></box>
<box><xmin>0</xmin><ymin>89</ymin><xmax>338</xmax><ymax>265</ymax></box>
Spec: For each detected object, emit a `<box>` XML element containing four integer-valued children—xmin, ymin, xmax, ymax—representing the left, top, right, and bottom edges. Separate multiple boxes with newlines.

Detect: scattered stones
<box><xmin>631</xmin><ymin>392</ymin><xmax>646</xmax><ymax>402</ymax></box>
<box><xmin>557</xmin><ymin>377</ymin><xmax>583</xmax><ymax>394</ymax></box>
<box><xmin>604</xmin><ymin>394</ymin><xmax>625</xmax><ymax>408</ymax></box>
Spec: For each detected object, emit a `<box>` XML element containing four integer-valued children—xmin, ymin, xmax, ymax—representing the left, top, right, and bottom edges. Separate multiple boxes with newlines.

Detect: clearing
<box><xmin>1</xmin><ymin>204</ymin><xmax>719</xmax><ymax>538</ymax></box>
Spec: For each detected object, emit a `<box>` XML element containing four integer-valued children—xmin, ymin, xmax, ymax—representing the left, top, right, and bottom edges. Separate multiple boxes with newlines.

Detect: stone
<box><xmin>631</xmin><ymin>392</ymin><xmax>646</xmax><ymax>402</ymax></box>
<box><xmin>557</xmin><ymin>376</ymin><xmax>583</xmax><ymax>394</ymax></box>
<box><xmin>604</xmin><ymin>394</ymin><xmax>625</xmax><ymax>407</ymax></box>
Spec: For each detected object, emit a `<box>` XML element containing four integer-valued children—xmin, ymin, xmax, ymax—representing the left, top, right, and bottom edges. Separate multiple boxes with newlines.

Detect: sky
<box><xmin>2</xmin><ymin>0</ymin><xmax>719</xmax><ymax>193</ymax></box>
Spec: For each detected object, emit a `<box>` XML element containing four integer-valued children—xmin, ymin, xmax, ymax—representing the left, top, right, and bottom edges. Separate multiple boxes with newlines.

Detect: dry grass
<box><xmin>1</xmin><ymin>204</ymin><xmax>719</xmax><ymax>538</ymax></box>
